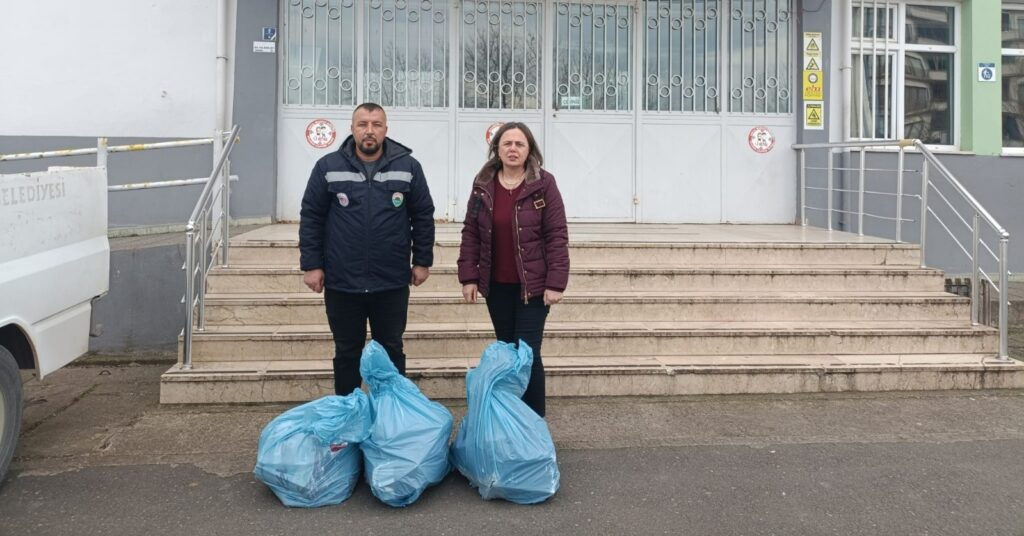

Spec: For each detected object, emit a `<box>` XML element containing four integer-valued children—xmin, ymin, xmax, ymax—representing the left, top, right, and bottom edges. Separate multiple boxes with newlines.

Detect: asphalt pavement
<box><xmin>2</xmin><ymin>363</ymin><xmax>1024</xmax><ymax>536</ymax></box>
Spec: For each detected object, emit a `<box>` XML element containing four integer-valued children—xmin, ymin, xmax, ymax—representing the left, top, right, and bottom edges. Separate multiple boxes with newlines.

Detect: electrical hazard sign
<box><xmin>803</xmin><ymin>70</ymin><xmax>824</xmax><ymax>101</ymax></box>
<box><xmin>804</xmin><ymin>33</ymin><xmax>822</xmax><ymax>57</ymax></box>
<box><xmin>804</xmin><ymin>102</ymin><xmax>824</xmax><ymax>130</ymax></box>
<box><xmin>802</xmin><ymin>31</ymin><xmax>824</xmax><ymax>102</ymax></box>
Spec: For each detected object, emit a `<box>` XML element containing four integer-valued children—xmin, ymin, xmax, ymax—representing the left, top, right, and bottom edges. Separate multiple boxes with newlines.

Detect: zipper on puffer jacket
<box><xmin>514</xmin><ymin>198</ymin><xmax>528</xmax><ymax>304</ymax></box>
<box><xmin>363</xmin><ymin>168</ymin><xmax>373</xmax><ymax>292</ymax></box>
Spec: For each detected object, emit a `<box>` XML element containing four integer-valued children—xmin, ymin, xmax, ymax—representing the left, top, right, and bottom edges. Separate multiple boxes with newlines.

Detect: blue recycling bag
<box><xmin>359</xmin><ymin>340</ymin><xmax>453</xmax><ymax>507</ymax></box>
<box><xmin>254</xmin><ymin>391</ymin><xmax>371</xmax><ymax>508</ymax></box>
<box><xmin>451</xmin><ymin>341</ymin><xmax>560</xmax><ymax>504</ymax></box>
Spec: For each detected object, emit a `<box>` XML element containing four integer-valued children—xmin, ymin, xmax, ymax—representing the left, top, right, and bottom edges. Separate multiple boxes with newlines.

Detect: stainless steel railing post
<box><xmin>999</xmin><ymin>237</ymin><xmax>1010</xmax><ymax>360</ymax></box>
<box><xmin>826</xmin><ymin>150</ymin><xmax>834</xmax><ymax>231</ymax></box>
<box><xmin>183</xmin><ymin>228</ymin><xmax>196</xmax><ymax>370</ymax></box>
<box><xmin>799</xmin><ymin>149</ymin><xmax>806</xmax><ymax>226</ymax></box>
<box><xmin>971</xmin><ymin>214</ymin><xmax>980</xmax><ymax>326</ymax></box>
<box><xmin>858</xmin><ymin>148</ymin><xmax>866</xmax><ymax>235</ymax></box>
<box><xmin>895</xmin><ymin>147</ymin><xmax>904</xmax><ymax>242</ymax></box>
<box><xmin>919</xmin><ymin>159</ymin><xmax>929</xmax><ymax>268</ymax></box>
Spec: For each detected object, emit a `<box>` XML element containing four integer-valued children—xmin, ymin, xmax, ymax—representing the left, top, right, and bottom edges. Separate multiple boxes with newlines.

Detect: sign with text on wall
<box><xmin>804</xmin><ymin>102</ymin><xmax>824</xmax><ymax>130</ymax></box>
<box><xmin>803</xmin><ymin>70</ymin><xmax>823</xmax><ymax>100</ymax></box>
<box><xmin>802</xmin><ymin>31</ymin><xmax>824</xmax><ymax>131</ymax></box>
<box><xmin>802</xmin><ymin>31</ymin><xmax>823</xmax><ymax>103</ymax></box>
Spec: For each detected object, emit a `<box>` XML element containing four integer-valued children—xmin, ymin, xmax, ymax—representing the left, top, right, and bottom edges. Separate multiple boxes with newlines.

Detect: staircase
<box><xmin>160</xmin><ymin>223</ymin><xmax>1023</xmax><ymax>403</ymax></box>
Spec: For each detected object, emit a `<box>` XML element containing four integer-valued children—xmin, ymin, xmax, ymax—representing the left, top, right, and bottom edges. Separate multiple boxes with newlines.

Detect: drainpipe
<box><xmin>836</xmin><ymin>0</ymin><xmax>853</xmax><ymax>231</ymax></box>
<box><xmin>213</xmin><ymin>0</ymin><xmax>229</xmax><ymax>170</ymax></box>
<box><xmin>215</xmin><ymin>0</ymin><xmax>229</xmax><ymax>136</ymax></box>
<box><xmin>839</xmin><ymin>0</ymin><xmax>852</xmax><ymax>143</ymax></box>
<box><xmin>215</xmin><ymin>0</ymin><xmax>230</xmax><ymax>263</ymax></box>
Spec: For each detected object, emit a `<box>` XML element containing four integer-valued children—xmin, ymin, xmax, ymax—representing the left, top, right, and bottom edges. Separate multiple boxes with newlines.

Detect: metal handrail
<box><xmin>0</xmin><ymin>137</ymin><xmax>221</xmax><ymax>162</ymax></box>
<box><xmin>793</xmin><ymin>139</ymin><xmax>1011</xmax><ymax>360</ymax></box>
<box><xmin>107</xmin><ymin>175</ymin><xmax>238</xmax><ymax>192</ymax></box>
<box><xmin>914</xmin><ymin>142</ymin><xmax>1008</xmax><ymax>238</ymax></box>
<box><xmin>914</xmin><ymin>141</ymin><xmax>1011</xmax><ymax>359</ymax></box>
<box><xmin>181</xmin><ymin>125</ymin><xmax>240</xmax><ymax>370</ymax></box>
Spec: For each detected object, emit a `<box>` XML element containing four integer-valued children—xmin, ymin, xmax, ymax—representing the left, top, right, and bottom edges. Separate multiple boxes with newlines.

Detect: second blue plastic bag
<box><xmin>253</xmin><ymin>391</ymin><xmax>371</xmax><ymax>508</ymax></box>
<box><xmin>451</xmin><ymin>341</ymin><xmax>560</xmax><ymax>504</ymax></box>
<box><xmin>359</xmin><ymin>340</ymin><xmax>454</xmax><ymax>507</ymax></box>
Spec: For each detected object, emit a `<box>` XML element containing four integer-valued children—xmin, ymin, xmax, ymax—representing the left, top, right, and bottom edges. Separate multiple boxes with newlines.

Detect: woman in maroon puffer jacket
<box><xmin>457</xmin><ymin>122</ymin><xmax>570</xmax><ymax>417</ymax></box>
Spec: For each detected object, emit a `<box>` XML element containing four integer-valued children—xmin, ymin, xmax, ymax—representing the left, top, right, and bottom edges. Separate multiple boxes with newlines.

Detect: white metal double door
<box><xmin>276</xmin><ymin>0</ymin><xmax>795</xmax><ymax>223</ymax></box>
<box><xmin>454</xmin><ymin>0</ymin><xmax>796</xmax><ymax>223</ymax></box>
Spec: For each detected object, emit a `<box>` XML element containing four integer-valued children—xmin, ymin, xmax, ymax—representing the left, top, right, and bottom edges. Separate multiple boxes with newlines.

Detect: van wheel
<box><xmin>0</xmin><ymin>345</ymin><xmax>22</xmax><ymax>486</ymax></box>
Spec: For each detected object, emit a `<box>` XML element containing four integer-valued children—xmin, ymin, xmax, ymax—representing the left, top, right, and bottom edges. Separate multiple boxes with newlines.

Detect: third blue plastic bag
<box><xmin>359</xmin><ymin>340</ymin><xmax>453</xmax><ymax>507</ymax></box>
<box><xmin>451</xmin><ymin>340</ymin><xmax>560</xmax><ymax>504</ymax></box>
<box><xmin>253</xmin><ymin>391</ymin><xmax>371</xmax><ymax>508</ymax></box>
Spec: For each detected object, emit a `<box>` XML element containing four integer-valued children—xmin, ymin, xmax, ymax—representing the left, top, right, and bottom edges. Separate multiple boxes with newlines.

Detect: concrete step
<box><xmin>159</xmin><ymin>353</ymin><xmax>1024</xmax><ymax>403</ymax></box>
<box><xmin>202</xmin><ymin>291</ymin><xmax>971</xmax><ymax>325</ymax></box>
<box><xmin>227</xmin><ymin>240</ymin><xmax>922</xmax><ymax>268</ymax></box>
<box><xmin>206</xmin><ymin>265</ymin><xmax>946</xmax><ymax>294</ymax></box>
<box><xmin>183</xmin><ymin>321</ymin><xmax>999</xmax><ymax>362</ymax></box>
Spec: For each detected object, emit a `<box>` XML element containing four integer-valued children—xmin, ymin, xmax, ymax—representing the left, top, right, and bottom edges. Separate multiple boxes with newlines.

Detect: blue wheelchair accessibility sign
<box><xmin>978</xmin><ymin>63</ymin><xmax>996</xmax><ymax>82</ymax></box>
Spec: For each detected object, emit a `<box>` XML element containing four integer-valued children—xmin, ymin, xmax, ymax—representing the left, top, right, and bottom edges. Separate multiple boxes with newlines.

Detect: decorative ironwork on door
<box><xmin>460</xmin><ymin>0</ymin><xmax>543</xmax><ymax>109</ymax></box>
<box><xmin>553</xmin><ymin>1</ymin><xmax>634</xmax><ymax>111</ymax></box>
<box><xmin>283</xmin><ymin>0</ymin><xmax>358</xmax><ymax>106</ymax></box>
<box><xmin>365</xmin><ymin>0</ymin><xmax>450</xmax><ymax>107</ymax></box>
<box><xmin>728</xmin><ymin>0</ymin><xmax>791</xmax><ymax>114</ymax></box>
<box><xmin>643</xmin><ymin>0</ymin><xmax>720</xmax><ymax>112</ymax></box>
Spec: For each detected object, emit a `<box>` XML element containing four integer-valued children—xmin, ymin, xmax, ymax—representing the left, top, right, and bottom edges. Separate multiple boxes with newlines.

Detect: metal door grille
<box><xmin>728</xmin><ymin>0</ymin><xmax>791</xmax><ymax>114</ymax></box>
<box><xmin>643</xmin><ymin>0</ymin><xmax>720</xmax><ymax>112</ymax></box>
<box><xmin>460</xmin><ymin>0</ymin><xmax>543</xmax><ymax>109</ymax></box>
<box><xmin>365</xmin><ymin>0</ymin><xmax>450</xmax><ymax>107</ymax></box>
<box><xmin>553</xmin><ymin>1</ymin><xmax>633</xmax><ymax>111</ymax></box>
<box><xmin>284</xmin><ymin>0</ymin><xmax>358</xmax><ymax>106</ymax></box>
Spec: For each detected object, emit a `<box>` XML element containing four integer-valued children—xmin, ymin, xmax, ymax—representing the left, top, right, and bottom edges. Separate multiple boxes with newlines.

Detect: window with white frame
<box><xmin>1003</xmin><ymin>6</ymin><xmax>1024</xmax><ymax>149</ymax></box>
<box><xmin>850</xmin><ymin>2</ymin><xmax>957</xmax><ymax>145</ymax></box>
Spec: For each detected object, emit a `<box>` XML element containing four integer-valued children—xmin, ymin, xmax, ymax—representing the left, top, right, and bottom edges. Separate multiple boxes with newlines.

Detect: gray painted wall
<box><xmin>90</xmin><ymin>237</ymin><xmax>186</xmax><ymax>355</ymax></box>
<box><xmin>803</xmin><ymin>152</ymin><xmax>1024</xmax><ymax>276</ymax></box>
<box><xmin>796</xmin><ymin>0</ymin><xmax>833</xmax><ymax>148</ymax></box>
<box><xmin>230</xmin><ymin>0</ymin><xmax>279</xmax><ymax>222</ymax></box>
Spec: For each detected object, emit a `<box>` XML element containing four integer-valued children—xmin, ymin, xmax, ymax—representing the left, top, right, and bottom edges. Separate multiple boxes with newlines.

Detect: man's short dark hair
<box><xmin>354</xmin><ymin>102</ymin><xmax>385</xmax><ymax>116</ymax></box>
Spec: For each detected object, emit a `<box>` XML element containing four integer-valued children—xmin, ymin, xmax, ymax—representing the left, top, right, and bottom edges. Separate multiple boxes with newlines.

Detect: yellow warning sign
<box><xmin>803</xmin><ymin>70</ymin><xmax>824</xmax><ymax>101</ymax></box>
<box><xmin>804</xmin><ymin>102</ymin><xmax>824</xmax><ymax>130</ymax></box>
<box><xmin>805</xmin><ymin>57</ymin><xmax>820</xmax><ymax>71</ymax></box>
<box><xmin>803</xmin><ymin>32</ymin><xmax>823</xmax><ymax>59</ymax></box>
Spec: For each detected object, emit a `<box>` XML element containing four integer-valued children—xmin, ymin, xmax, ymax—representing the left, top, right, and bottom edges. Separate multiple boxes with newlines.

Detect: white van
<box><xmin>0</xmin><ymin>165</ymin><xmax>110</xmax><ymax>482</ymax></box>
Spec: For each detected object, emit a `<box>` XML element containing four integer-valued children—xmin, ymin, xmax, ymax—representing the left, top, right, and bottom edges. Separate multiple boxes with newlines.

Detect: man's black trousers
<box><xmin>324</xmin><ymin>286</ymin><xmax>409</xmax><ymax>395</ymax></box>
<box><xmin>485</xmin><ymin>281</ymin><xmax>549</xmax><ymax>417</ymax></box>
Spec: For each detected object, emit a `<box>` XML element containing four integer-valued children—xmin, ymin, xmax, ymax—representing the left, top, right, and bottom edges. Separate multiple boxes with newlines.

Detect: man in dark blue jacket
<box><xmin>299</xmin><ymin>103</ymin><xmax>435</xmax><ymax>395</ymax></box>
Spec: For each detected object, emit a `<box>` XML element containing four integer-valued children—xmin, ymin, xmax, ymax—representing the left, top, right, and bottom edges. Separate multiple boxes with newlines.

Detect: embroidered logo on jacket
<box><xmin>336</xmin><ymin>193</ymin><xmax>349</xmax><ymax>207</ymax></box>
<box><xmin>392</xmin><ymin>192</ymin><xmax>404</xmax><ymax>208</ymax></box>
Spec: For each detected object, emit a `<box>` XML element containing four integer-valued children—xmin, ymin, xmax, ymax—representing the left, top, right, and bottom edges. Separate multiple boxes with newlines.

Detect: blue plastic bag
<box><xmin>451</xmin><ymin>341</ymin><xmax>560</xmax><ymax>504</ymax></box>
<box><xmin>359</xmin><ymin>340</ymin><xmax>454</xmax><ymax>507</ymax></box>
<box><xmin>254</xmin><ymin>391</ymin><xmax>371</xmax><ymax>508</ymax></box>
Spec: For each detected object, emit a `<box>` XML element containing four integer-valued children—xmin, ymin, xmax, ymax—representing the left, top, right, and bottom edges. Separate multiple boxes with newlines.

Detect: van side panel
<box><xmin>0</xmin><ymin>166</ymin><xmax>110</xmax><ymax>377</ymax></box>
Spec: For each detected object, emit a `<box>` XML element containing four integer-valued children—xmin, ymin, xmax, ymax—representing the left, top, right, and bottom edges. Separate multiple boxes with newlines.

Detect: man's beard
<box><xmin>360</xmin><ymin>139</ymin><xmax>381</xmax><ymax>155</ymax></box>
